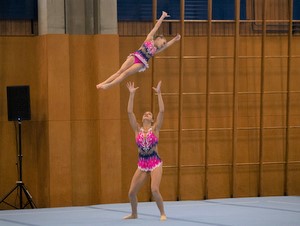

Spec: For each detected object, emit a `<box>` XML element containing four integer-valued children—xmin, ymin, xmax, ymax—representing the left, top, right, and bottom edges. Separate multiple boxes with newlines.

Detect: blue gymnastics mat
<box><xmin>0</xmin><ymin>196</ymin><xmax>299</xmax><ymax>226</ymax></box>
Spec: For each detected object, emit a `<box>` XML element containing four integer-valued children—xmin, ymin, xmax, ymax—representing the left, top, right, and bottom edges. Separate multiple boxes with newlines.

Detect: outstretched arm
<box><xmin>153</xmin><ymin>81</ymin><xmax>164</xmax><ymax>132</ymax></box>
<box><xmin>155</xmin><ymin>33</ymin><xmax>181</xmax><ymax>54</ymax></box>
<box><xmin>127</xmin><ymin>82</ymin><xmax>139</xmax><ymax>132</ymax></box>
<box><xmin>146</xmin><ymin>11</ymin><xmax>170</xmax><ymax>40</ymax></box>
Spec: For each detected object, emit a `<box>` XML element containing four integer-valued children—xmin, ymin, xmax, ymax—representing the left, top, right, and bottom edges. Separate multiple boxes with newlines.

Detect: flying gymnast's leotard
<box><xmin>130</xmin><ymin>40</ymin><xmax>157</xmax><ymax>72</ymax></box>
<box><xmin>136</xmin><ymin>127</ymin><xmax>162</xmax><ymax>172</ymax></box>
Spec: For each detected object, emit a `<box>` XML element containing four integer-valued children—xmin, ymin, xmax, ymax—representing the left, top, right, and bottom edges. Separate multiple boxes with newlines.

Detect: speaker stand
<box><xmin>0</xmin><ymin>119</ymin><xmax>36</xmax><ymax>209</ymax></box>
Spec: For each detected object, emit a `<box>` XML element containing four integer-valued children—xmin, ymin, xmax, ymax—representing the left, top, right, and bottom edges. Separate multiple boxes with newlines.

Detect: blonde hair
<box><xmin>154</xmin><ymin>35</ymin><xmax>165</xmax><ymax>40</ymax></box>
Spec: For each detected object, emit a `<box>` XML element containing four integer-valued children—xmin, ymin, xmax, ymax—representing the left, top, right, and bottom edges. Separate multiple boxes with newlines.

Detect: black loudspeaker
<box><xmin>6</xmin><ymin>85</ymin><xmax>31</xmax><ymax>121</ymax></box>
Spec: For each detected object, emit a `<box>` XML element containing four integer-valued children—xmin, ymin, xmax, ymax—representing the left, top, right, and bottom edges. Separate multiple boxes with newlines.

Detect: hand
<box><xmin>162</xmin><ymin>11</ymin><xmax>170</xmax><ymax>19</ymax></box>
<box><xmin>175</xmin><ymin>34</ymin><xmax>181</xmax><ymax>41</ymax></box>
<box><xmin>152</xmin><ymin>81</ymin><xmax>162</xmax><ymax>94</ymax></box>
<box><xmin>126</xmin><ymin>82</ymin><xmax>139</xmax><ymax>93</ymax></box>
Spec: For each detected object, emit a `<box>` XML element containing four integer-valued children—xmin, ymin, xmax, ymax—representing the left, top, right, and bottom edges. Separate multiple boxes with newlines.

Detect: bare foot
<box><xmin>160</xmin><ymin>214</ymin><xmax>167</xmax><ymax>221</ymax></box>
<box><xmin>123</xmin><ymin>214</ymin><xmax>138</xmax><ymax>220</ymax></box>
<box><xmin>96</xmin><ymin>83</ymin><xmax>103</xmax><ymax>89</ymax></box>
<box><xmin>100</xmin><ymin>83</ymin><xmax>110</xmax><ymax>90</ymax></box>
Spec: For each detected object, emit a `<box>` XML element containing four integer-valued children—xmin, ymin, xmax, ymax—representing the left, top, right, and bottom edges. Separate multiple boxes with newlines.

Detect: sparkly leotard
<box><xmin>136</xmin><ymin>127</ymin><xmax>162</xmax><ymax>172</ymax></box>
<box><xmin>130</xmin><ymin>40</ymin><xmax>158</xmax><ymax>72</ymax></box>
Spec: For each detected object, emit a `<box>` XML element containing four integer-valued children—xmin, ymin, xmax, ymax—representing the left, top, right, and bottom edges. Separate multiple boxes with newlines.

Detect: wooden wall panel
<box><xmin>263</xmin><ymin>129</ymin><xmax>285</xmax><ymax>162</ymax></box>
<box><xmin>255</xmin><ymin>0</ymin><xmax>289</xmax><ymax>20</ymax></box>
<box><xmin>181</xmin><ymin>167</ymin><xmax>205</xmax><ymax>200</ymax></box>
<box><xmin>0</xmin><ymin>34</ymin><xmax>122</xmax><ymax>209</ymax></box>
<box><xmin>291</xmin><ymin>37</ymin><xmax>300</xmax><ymax>55</ymax></box>
<box><xmin>235</xmin><ymin>130</ymin><xmax>260</xmax><ymax>196</ymax></box>
<box><xmin>69</xmin><ymin>36</ymin><xmax>98</xmax><ymax>120</ymax></box>
<box><xmin>1</xmin><ymin>34</ymin><xmax>300</xmax><ymax>209</ymax></box>
<box><xmin>47</xmin><ymin>35</ymin><xmax>71</xmax><ymax>121</ymax></box>
<box><xmin>208</xmin><ymin>131</ymin><xmax>232</xmax><ymax>165</ymax></box>
<box><xmin>264</xmin><ymin>58</ymin><xmax>287</xmax><ymax>92</ymax></box>
<box><xmin>183</xmin><ymin>37</ymin><xmax>207</xmax><ymax>57</ymax></box>
<box><xmin>209</xmin><ymin>95</ymin><xmax>233</xmax><ymax>129</ymax></box>
<box><xmin>238</xmin><ymin>59</ymin><xmax>261</xmax><ymax>92</ymax></box>
<box><xmin>264</xmin><ymin>94</ymin><xmax>286</xmax><ymax>127</ymax></box>
<box><xmin>99</xmin><ymin>119</ymin><xmax>122</xmax><ymax>203</ymax></box>
<box><xmin>207</xmin><ymin>166</ymin><xmax>231</xmax><ymax>198</ymax></box>
<box><xmin>262</xmin><ymin>164</ymin><xmax>285</xmax><ymax>196</ymax></box>
<box><xmin>48</xmin><ymin>121</ymin><xmax>72</xmax><ymax>207</ymax></box>
<box><xmin>181</xmin><ymin>131</ymin><xmax>205</xmax><ymax>166</ymax></box>
<box><xmin>95</xmin><ymin>35</ymin><xmax>122</xmax><ymax>204</ymax></box>
<box><xmin>160</xmin><ymin>168</ymin><xmax>177</xmax><ymax>201</ymax></box>
<box><xmin>0</xmin><ymin>122</ymin><xmax>20</xmax><ymax>209</ymax></box>
<box><xmin>71</xmin><ymin>121</ymin><xmax>99</xmax><ymax>206</ymax></box>
<box><xmin>237</xmin><ymin>94</ymin><xmax>260</xmax><ymax>128</ymax></box>
<box><xmin>288</xmin><ymin>163</ymin><xmax>300</xmax><ymax>195</ymax></box>
<box><xmin>35</xmin><ymin>36</ymin><xmax>50</xmax><ymax>208</ymax></box>
<box><xmin>235</xmin><ymin>165</ymin><xmax>259</xmax><ymax>197</ymax></box>
<box><xmin>239</xmin><ymin>37</ymin><xmax>262</xmax><ymax>56</ymax></box>
<box><xmin>46</xmin><ymin>35</ymin><xmax>73</xmax><ymax>207</ymax></box>
<box><xmin>210</xmin><ymin>59</ymin><xmax>234</xmax><ymax>92</ymax></box>
<box><xmin>35</xmin><ymin>121</ymin><xmax>50</xmax><ymax>207</ymax></box>
<box><xmin>159</xmin><ymin>132</ymin><xmax>178</xmax><ymax>200</ymax></box>
<box><xmin>265</xmin><ymin>37</ymin><xmax>288</xmax><ymax>56</ymax></box>
<box><xmin>236</xmin><ymin>130</ymin><xmax>260</xmax><ymax>163</ymax></box>
<box><xmin>182</xmin><ymin>59</ymin><xmax>207</xmax><ymax>93</ymax></box>
<box><xmin>182</xmin><ymin>95</ymin><xmax>206</xmax><ymax>129</ymax></box>
<box><xmin>290</xmin><ymin>58</ymin><xmax>300</xmax><ymax>93</ymax></box>
<box><xmin>211</xmin><ymin>37</ymin><xmax>234</xmax><ymax>57</ymax></box>
<box><xmin>0</xmin><ymin>37</ymin><xmax>41</xmax><ymax>209</ymax></box>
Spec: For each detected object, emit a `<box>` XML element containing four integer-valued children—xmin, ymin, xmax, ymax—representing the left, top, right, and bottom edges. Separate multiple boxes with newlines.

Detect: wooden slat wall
<box><xmin>0</xmin><ymin>0</ymin><xmax>300</xmax><ymax>209</ymax></box>
<box><xmin>0</xmin><ymin>35</ymin><xmax>299</xmax><ymax>210</ymax></box>
<box><xmin>118</xmin><ymin>35</ymin><xmax>300</xmax><ymax>201</ymax></box>
<box><xmin>1</xmin><ymin>0</ymin><xmax>299</xmax><ymax>36</ymax></box>
<box><xmin>0</xmin><ymin>34</ymin><xmax>122</xmax><ymax>209</ymax></box>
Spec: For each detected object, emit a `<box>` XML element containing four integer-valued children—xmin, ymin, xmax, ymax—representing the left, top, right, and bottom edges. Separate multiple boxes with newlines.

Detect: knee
<box><xmin>119</xmin><ymin>71</ymin><xmax>129</xmax><ymax>79</ymax></box>
<box><xmin>151</xmin><ymin>186</ymin><xmax>160</xmax><ymax>196</ymax></box>
<box><xmin>128</xmin><ymin>190</ymin><xmax>136</xmax><ymax>199</ymax></box>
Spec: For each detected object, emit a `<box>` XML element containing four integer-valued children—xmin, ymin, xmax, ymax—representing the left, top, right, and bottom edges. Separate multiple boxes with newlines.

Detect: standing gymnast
<box><xmin>96</xmin><ymin>11</ymin><xmax>181</xmax><ymax>90</ymax></box>
<box><xmin>124</xmin><ymin>81</ymin><xmax>166</xmax><ymax>221</ymax></box>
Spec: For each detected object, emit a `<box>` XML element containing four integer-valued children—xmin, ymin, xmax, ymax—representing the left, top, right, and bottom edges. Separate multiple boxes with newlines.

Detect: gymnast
<box><xmin>96</xmin><ymin>11</ymin><xmax>181</xmax><ymax>90</ymax></box>
<box><xmin>123</xmin><ymin>81</ymin><xmax>166</xmax><ymax>221</ymax></box>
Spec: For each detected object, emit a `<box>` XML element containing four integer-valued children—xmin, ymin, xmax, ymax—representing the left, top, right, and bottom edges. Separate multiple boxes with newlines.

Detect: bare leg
<box><xmin>96</xmin><ymin>56</ymin><xmax>139</xmax><ymax>89</ymax></box>
<box><xmin>150</xmin><ymin>164</ymin><xmax>166</xmax><ymax>220</ymax></box>
<box><xmin>123</xmin><ymin>169</ymin><xmax>148</xmax><ymax>219</ymax></box>
<box><xmin>100</xmin><ymin>63</ymin><xmax>144</xmax><ymax>90</ymax></box>
<box><xmin>96</xmin><ymin>56</ymin><xmax>134</xmax><ymax>88</ymax></box>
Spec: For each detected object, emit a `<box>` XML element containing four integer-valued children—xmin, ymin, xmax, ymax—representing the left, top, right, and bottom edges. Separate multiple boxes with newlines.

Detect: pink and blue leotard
<box><xmin>130</xmin><ymin>40</ymin><xmax>157</xmax><ymax>72</ymax></box>
<box><xmin>136</xmin><ymin>127</ymin><xmax>162</xmax><ymax>172</ymax></box>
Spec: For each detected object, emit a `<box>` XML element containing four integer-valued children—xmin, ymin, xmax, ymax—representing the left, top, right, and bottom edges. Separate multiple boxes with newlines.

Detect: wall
<box><xmin>119</xmin><ymin>35</ymin><xmax>300</xmax><ymax>201</ymax></box>
<box><xmin>0</xmin><ymin>34</ymin><xmax>122</xmax><ymax>209</ymax></box>
<box><xmin>0</xmin><ymin>34</ymin><xmax>300</xmax><ymax>209</ymax></box>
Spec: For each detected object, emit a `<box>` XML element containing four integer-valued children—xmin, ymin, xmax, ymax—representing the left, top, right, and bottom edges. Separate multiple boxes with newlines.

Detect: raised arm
<box><xmin>127</xmin><ymin>82</ymin><xmax>139</xmax><ymax>132</ymax></box>
<box><xmin>146</xmin><ymin>11</ymin><xmax>170</xmax><ymax>41</ymax></box>
<box><xmin>152</xmin><ymin>81</ymin><xmax>164</xmax><ymax>132</ymax></box>
<box><xmin>155</xmin><ymin>33</ymin><xmax>181</xmax><ymax>54</ymax></box>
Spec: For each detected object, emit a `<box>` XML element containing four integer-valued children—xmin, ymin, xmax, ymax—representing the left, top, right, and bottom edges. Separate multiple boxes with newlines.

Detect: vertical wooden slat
<box><xmin>232</xmin><ymin>0</ymin><xmax>240</xmax><ymax>198</ymax></box>
<box><xmin>285</xmin><ymin>0</ymin><xmax>293</xmax><ymax>196</ymax></box>
<box><xmin>258</xmin><ymin>0</ymin><xmax>267</xmax><ymax>197</ymax></box>
<box><xmin>149</xmin><ymin>0</ymin><xmax>157</xmax><ymax>202</ymax></box>
<box><xmin>151</xmin><ymin>0</ymin><xmax>157</xmax><ymax>112</ymax></box>
<box><xmin>204</xmin><ymin>0</ymin><xmax>212</xmax><ymax>200</ymax></box>
<box><xmin>176</xmin><ymin>0</ymin><xmax>185</xmax><ymax>201</ymax></box>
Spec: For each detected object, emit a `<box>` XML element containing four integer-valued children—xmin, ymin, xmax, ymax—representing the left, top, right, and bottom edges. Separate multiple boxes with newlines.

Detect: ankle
<box><xmin>160</xmin><ymin>214</ymin><xmax>167</xmax><ymax>221</ymax></box>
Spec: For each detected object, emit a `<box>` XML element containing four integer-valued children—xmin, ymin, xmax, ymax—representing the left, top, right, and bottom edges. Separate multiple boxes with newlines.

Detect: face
<box><xmin>155</xmin><ymin>37</ymin><xmax>167</xmax><ymax>49</ymax></box>
<box><xmin>142</xmin><ymin>111</ymin><xmax>153</xmax><ymax>122</ymax></box>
